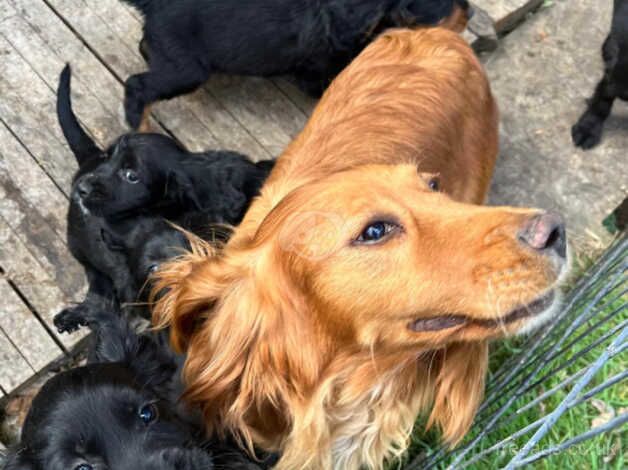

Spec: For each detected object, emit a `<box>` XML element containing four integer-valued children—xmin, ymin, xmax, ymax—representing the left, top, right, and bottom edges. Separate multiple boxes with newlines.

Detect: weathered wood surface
<box><xmin>0</xmin><ymin>279</ymin><xmax>62</xmax><ymax>373</ymax></box>
<box><xmin>0</xmin><ymin>323</ymin><xmax>33</xmax><ymax>394</ymax></box>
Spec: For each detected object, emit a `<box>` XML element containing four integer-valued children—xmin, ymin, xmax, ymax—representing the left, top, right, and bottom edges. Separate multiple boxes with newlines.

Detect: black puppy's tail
<box><xmin>57</xmin><ymin>64</ymin><xmax>103</xmax><ymax>167</ymax></box>
<box><xmin>121</xmin><ymin>0</ymin><xmax>155</xmax><ymax>15</ymax></box>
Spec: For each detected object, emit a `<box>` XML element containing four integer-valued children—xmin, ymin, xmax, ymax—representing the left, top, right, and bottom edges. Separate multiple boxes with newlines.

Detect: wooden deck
<box><xmin>0</xmin><ymin>0</ymin><xmax>316</xmax><ymax>396</ymax></box>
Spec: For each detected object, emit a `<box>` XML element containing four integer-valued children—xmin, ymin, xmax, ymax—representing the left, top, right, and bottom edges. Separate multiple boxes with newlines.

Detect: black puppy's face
<box><xmin>8</xmin><ymin>364</ymin><xmax>213</xmax><ymax>470</ymax></box>
<box><xmin>73</xmin><ymin>134</ymin><xmax>183</xmax><ymax>218</ymax></box>
<box><xmin>133</xmin><ymin>228</ymin><xmax>190</xmax><ymax>296</ymax></box>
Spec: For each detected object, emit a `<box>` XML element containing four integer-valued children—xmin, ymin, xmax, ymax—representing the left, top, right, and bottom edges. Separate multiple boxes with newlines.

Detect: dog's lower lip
<box><xmin>408</xmin><ymin>290</ymin><xmax>556</xmax><ymax>332</ymax></box>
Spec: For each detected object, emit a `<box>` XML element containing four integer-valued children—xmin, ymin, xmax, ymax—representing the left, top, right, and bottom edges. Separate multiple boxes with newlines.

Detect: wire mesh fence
<box><xmin>407</xmin><ymin>234</ymin><xmax>627</xmax><ymax>469</ymax></box>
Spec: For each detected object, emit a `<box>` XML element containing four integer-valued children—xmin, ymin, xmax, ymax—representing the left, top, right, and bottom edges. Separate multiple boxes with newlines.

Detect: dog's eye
<box><xmin>122</xmin><ymin>169</ymin><xmax>139</xmax><ymax>184</ymax></box>
<box><xmin>138</xmin><ymin>403</ymin><xmax>158</xmax><ymax>425</ymax></box>
<box><xmin>428</xmin><ymin>177</ymin><xmax>440</xmax><ymax>191</ymax></box>
<box><xmin>147</xmin><ymin>263</ymin><xmax>159</xmax><ymax>274</ymax></box>
<box><xmin>74</xmin><ymin>464</ymin><xmax>93</xmax><ymax>470</ymax></box>
<box><xmin>355</xmin><ymin>221</ymin><xmax>399</xmax><ymax>244</ymax></box>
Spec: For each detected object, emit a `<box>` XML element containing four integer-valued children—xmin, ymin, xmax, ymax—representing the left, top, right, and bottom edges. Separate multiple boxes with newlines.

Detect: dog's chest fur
<box><xmin>323</xmin><ymin>360</ymin><xmax>428</xmax><ymax>470</ymax></box>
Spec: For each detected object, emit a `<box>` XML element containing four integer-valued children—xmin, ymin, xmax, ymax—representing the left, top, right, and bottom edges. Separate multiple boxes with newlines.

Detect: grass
<box><xmin>398</xmin><ymin>240</ymin><xmax>627</xmax><ymax>469</ymax></box>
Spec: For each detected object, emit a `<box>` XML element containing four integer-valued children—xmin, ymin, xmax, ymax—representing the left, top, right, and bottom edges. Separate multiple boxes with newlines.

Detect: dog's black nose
<box><xmin>519</xmin><ymin>212</ymin><xmax>567</xmax><ymax>258</ymax></box>
<box><xmin>77</xmin><ymin>178</ymin><xmax>92</xmax><ymax>198</ymax></box>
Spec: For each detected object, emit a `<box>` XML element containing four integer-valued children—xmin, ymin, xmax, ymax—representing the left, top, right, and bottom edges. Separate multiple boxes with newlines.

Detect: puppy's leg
<box><xmin>124</xmin><ymin>63</ymin><xmax>209</xmax><ymax>129</ymax></box>
<box><xmin>81</xmin><ymin>309</ymin><xmax>139</xmax><ymax>364</ymax></box>
<box><xmin>572</xmin><ymin>75</ymin><xmax>616</xmax><ymax>149</ymax></box>
<box><xmin>54</xmin><ymin>269</ymin><xmax>117</xmax><ymax>333</ymax></box>
<box><xmin>572</xmin><ymin>36</ymin><xmax>618</xmax><ymax>149</ymax></box>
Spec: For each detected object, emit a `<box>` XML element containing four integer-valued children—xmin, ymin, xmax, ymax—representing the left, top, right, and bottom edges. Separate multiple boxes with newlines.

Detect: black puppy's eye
<box><xmin>138</xmin><ymin>403</ymin><xmax>158</xmax><ymax>425</ymax></box>
<box><xmin>121</xmin><ymin>169</ymin><xmax>139</xmax><ymax>184</ymax></box>
<box><xmin>75</xmin><ymin>464</ymin><xmax>93</xmax><ymax>470</ymax></box>
<box><xmin>147</xmin><ymin>263</ymin><xmax>159</xmax><ymax>274</ymax></box>
<box><xmin>355</xmin><ymin>221</ymin><xmax>400</xmax><ymax>244</ymax></box>
<box><xmin>428</xmin><ymin>177</ymin><xmax>440</xmax><ymax>191</ymax></box>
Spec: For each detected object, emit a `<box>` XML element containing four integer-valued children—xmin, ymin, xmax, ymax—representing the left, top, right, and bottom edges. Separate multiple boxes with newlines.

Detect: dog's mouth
<box><xmin>408</xmin><ymin>290</ymin><xmax>556</xmax><ymax>333</ymax></box>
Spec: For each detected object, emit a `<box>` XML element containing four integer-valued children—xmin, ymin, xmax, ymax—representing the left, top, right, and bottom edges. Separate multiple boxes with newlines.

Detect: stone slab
<box><xmin>485</xmin><ymin>0</ymin><xmax>626</xmax><ymax>247</ymax></box>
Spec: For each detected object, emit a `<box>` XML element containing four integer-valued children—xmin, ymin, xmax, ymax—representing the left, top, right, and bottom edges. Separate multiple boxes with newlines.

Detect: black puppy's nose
<box><xmin>519</xmin><ymin>212</ymin><xmax>567</xmax><ymax>258</ymax></box>
<box><xmin>77</xmin><ymin>178</ymin><xmax>92</xmax><ymax>198</ymax></box>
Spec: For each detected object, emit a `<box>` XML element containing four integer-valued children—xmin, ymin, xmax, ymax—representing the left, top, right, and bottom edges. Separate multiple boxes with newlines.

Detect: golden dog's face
<box><xmin>259</xmin><ymin>164</ymin><xmax>567</xmax><ymax>350</ymax></box>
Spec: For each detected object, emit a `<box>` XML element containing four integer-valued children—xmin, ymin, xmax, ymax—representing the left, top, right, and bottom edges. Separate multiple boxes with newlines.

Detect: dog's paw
<box><xmin>571</xmin><ymin>116</ymin><xmax>604</xmax><ymax>150</ymax></box>
<box><xmin>53</xmin><ymin>306</ymin><xmax>88</xmax><ymax>334</ymax></box>
<box><xmin>124</xmin><ymin>75</ymin><xmax>147</xmax><ymax>129</ymax></box>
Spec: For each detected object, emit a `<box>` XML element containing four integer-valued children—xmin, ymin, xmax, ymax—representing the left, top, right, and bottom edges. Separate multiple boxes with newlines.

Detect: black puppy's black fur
<box><xmin>572</xmin><ymin>0</ymin><xmax>628</xmax><ymax>149</ymax></box>
<box><xmin>59</xmin><ymin>66</ymin><xmax>272</xmax><ymax>223</ymax></box>
<box><xmin>122</xmin><ymin>0</ymin><xmax>470</xmax><ymax>128</ymax></box>
<box><xmin>4</xmin><ymin>306</ymin><xmax>262</xmax><ymax>470</ymax></box>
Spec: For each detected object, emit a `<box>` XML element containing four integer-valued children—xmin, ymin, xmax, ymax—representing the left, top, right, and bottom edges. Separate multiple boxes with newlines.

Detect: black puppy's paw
<box><xmin>53</xmin><ymin>306</ymin><xmax>88</xmax><ymax>333</ymax></box>
<box><xmin>124</xmin><ymin>75</ymin><xmax>147</xmax><ymax>129</ymax></box>
<box><xmin>571</xmin><ymin>114</ymin><xmax>604</xmax><ymax>149</ymax></box>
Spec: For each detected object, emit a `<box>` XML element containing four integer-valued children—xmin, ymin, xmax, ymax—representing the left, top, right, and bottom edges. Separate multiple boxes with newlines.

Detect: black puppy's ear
<box><xmin>101</xmin><ymin>228</ymin><xmax>126</xmax><ymax>252</ymax></box>
<box><xmin>168</xmin><ymin>170</ymin><xmax>203</xmax><ymax>210</ymax></box>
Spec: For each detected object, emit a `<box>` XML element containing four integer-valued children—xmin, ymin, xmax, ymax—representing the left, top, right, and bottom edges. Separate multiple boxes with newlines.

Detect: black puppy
<box><xmin>57</xmin><ymin>65</ymin><xmax>136</xmax><ymax>324</ymax></box>
<box><xmin>59</xmin><ymin>65</ymin><xmax>273</xmax><ymax>224</ymax></box>
<box><xmin>56</xmin><ymin>65</ymin><xmax>270</xmax><ymax>320</ymax></box>
<box><xmin>4</xmin><ymin>307</ymin><xmax>262</xmax><ymax>470</ymax></box>
<box><xmin>122</xmin><ymin>0</ymin><xmax>471</xmax><ymax>128</ymax></box>
<box><xmin>572</xmin><ymin>0</ymin><xmax>628</xmax><ymax>149</ymax></box>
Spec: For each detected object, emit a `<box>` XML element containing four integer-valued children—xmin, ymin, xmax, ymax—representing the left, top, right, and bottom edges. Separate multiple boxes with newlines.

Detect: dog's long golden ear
<box><xmin>427</xmin><ymin>341</ymin><xmax>488</xmax><ymax>445</ymax></box>
<box><xmin>150</xmin><ymin>236</ymin><xmax>221</xmax><ymax>353</ymax></box>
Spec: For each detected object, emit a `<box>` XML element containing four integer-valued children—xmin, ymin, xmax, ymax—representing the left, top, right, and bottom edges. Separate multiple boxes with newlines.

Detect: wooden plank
<box><xmin>204</xmin><ymin>74</ymin><xmax>307</xmax><ymax>157</ymax></box>
<box><xmin>272</xmin><ymin>78</ymin><xmax>318</xmax><ymax>117</ymax></box>
<box><xmin>0</xmin><ymin>122</ymin><xmax>85</xmax><ymax>349</ymax></box>
<box><xmin>3</xmin><ymin>0</ymin><xmax>139</xmax><ymax>147</ymax></box>
<box><xmin>0</xmin><ymin>4</ymin><xmax>127</xmax><ymax>143</ymax></box>
<box><xmin>0</xmin><ymin>326</ymin><xmax>33</xmax><ymax>393</ymax></box>
<box><xmin>0</xmin><ymin>216</ymin><xmax>86</xmax><ymax>349</ymax></box>
<box><xmin>0</xmin><ymin>280</ymin><xmax>62</xmax><ymax>372</ymax></box>
<box><xmin>0</xmin><ymin>121</ymin><xmax>85</xmax><ymax>301</ymax></box>
<box><xmin>0</xmin><ymin>34</ymin><xmax>75</xmax><ymax>193</ymax></box>
<box><xmin>0</xmin><ymin>120</ymin><xmax>67</xmax><ymax>241</ymax></box>
<box><xmin>45</xmin><ymin>0</ymin><xmax>267</xmax><ymax>157</ymax></box>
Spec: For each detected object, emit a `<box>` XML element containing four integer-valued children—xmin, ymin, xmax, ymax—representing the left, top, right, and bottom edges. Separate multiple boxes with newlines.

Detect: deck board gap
<box><xmin>41</xmin><ymin>0</ymin><xmax>128</xmax><ymax>85</ymax></box>
<box><xmin>0</xmin><ymin>21</ymin><xmax>122</xmax><ymax>143</ymax></box>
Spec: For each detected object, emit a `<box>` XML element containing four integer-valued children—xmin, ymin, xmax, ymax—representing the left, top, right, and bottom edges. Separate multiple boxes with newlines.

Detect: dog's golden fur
<box><xmin>153</xmin><ymin>28</ymin><xmax>564</xmax><ymax>469</ymax></box>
